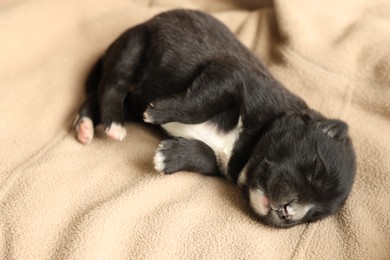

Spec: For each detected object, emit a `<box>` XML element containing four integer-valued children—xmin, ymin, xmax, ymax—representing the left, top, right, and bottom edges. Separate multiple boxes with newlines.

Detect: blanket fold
<box><xmin>1</xmin><ymin>0</ymin><xmax>389</xmax><ymax>259</ymax></box>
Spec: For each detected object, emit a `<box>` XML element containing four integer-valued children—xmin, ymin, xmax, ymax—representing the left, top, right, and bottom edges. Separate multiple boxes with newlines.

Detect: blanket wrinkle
<box><xmin>280</xmin><ymin>45</ymin><xmax>390</xmax><ymax>85</ymax></box>
<box><xmin>50</xmin><ymin>175</ymin><xmax>206</xmax><ymax>259</ymax></box>
<box><xmin>0</xmin><ymin>130</ymin><xmax>68</xmax><ymax>200</ymax></box>
<box><xmin>1</xmin><ymin>0</ymin><xmax>390</xmax><ymax>259</ymax></box>
<box><xmin>289</xmin><ymin>223</ymin><xmax>313</xmax><ymax>260</ymax></box>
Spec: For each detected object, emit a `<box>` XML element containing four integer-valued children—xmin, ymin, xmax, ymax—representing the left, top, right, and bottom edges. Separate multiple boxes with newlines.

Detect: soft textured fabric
<box><xmin>1</xmin><ymin>0</ymin><xmax>389</xmax><ymax>259</ymax></box>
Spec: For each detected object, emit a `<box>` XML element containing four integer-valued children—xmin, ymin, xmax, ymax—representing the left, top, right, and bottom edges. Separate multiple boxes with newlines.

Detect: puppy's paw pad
<box><xmin>75</xmin><ymin>116</ymin><xmax>94</xmax><ymax>145</ymax></box>
<box><xmin>105</xmin><ymin>123</ymin><xmax>127</xmax><ymax>141</ymax></box>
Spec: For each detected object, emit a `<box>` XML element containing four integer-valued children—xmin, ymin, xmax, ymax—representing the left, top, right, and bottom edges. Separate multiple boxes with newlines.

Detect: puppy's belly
<box><xmin>161</xmin><ymin>119</ymin><xmax>242</xmax><ymax>175</ymax></box>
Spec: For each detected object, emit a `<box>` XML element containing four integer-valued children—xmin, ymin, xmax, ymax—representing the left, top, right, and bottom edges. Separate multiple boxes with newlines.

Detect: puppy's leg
<box><xmin>144</xmin><ymin>59</ymin><xmax>237</xmax><ymax>125</ymax></box>
<box><xmin>99</xmin><ymin>79</ymin><xmax>129</xmax><ymax>141</ymax></box>
<box><xmin>75</xmin><ymin>93</ymin><xmax>99</xmax><ymax>144</ymax></box>
<box><xmin>75</xmin><ymin>58</ymin><xmax>103</xmax><ymax>144</ymax></box>
<box><xmin>154</xmin><ymin>137</ymin><xmax>220</xmax><ymax>176</ymax></box>
<box><xmin>99</xmin><ymin>25</ymin><xmax>147</xmax><ymax>140</ymax></box>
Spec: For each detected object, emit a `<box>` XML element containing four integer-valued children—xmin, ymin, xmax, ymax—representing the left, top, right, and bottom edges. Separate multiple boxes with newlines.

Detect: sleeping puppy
<box><xmin>74</xmin><ymin>9</ymin><xmax>356</xmax><ymax>228</ymax></box>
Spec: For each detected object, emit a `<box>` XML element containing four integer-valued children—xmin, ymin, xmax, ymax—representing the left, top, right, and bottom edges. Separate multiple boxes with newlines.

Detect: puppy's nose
<box><xmin>276</xmin><ymin>205</ymin><xmax>292</xmax><ymax>220</ymax></box>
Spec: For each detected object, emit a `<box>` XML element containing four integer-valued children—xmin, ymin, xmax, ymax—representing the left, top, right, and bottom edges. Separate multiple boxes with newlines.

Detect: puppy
<box><xmin>75</xmin><ymin>9</ymin><xmax>356</xmax><ymax>228</ymax></box>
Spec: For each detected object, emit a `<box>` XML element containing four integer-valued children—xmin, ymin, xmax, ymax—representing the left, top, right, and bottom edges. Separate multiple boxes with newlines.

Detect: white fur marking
<box><xmin>249</xmin><ymin>188</ymin><xmax>270</xmax><ymax>216</ymax></box>
<box><xmin>105</xmin><ymin>123</ymin><xmax>127</xmax><ymax>141</ymax></box>
<box><xmin>289</xmin><ymin>204</ymin><xmax>313</xmax><ymax>221</ymax></box>
<box><xmin>143</xmin><ymin>111</ymin><xmax>154</xmax><ymax>124</ymax></box>
<box><xmin>238</xmin><ymin>162</ymin><xmax>249</xmax><ymax>186</ymax></box>
<box><xmin>153</xmin><ymin>148</ymin><xmax>166</xmax><ymax>173</ymax></box>
<box><xmin>161</xmin><ymin>118</ymin><xmax>242</xmax><ymax>175</ymax></box>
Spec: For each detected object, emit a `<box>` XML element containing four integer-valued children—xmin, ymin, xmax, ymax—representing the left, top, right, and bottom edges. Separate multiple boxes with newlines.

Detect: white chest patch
<box><xmin>161</xmin><ymin>118</ymin><xmax>242</xmax><ymax>176</ymax></box>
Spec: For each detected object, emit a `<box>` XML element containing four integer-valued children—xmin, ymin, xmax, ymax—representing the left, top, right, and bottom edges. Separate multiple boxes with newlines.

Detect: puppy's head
<box><xmin>243</xmin><ymin>111</ymin><xmax>356</xmax><ymax>228</ymax></box>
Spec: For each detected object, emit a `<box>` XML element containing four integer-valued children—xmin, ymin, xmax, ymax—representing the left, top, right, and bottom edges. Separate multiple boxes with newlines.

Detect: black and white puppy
<box><xmin>75</xmin><ymin>9</ymin><xmax>356</xmax><ymax>228</ymax></box>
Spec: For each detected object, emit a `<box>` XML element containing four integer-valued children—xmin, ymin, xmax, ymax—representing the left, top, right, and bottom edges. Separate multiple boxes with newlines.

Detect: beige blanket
<box><xmin>1</xmin><ymin>0</ymin><xmax>389</xmax><ymax>259</ymax></box>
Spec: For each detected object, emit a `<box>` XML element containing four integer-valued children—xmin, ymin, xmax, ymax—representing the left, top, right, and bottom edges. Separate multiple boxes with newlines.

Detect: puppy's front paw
<box><xmin>143</xmin><ymin>102</ymin><xmax>169</xmax><ymax>125</ymax></box>
<box><xmin>75</xmin><ymin>116</ymin><xmax>94</xmax><ymax>145</ymax></box>
<box><xmin>153</xmin><ymin>139</ymin><xmax>185</xmax><ymax>174</ymax></box>
<box><xmin>153</xmin><ymin>144</ymin><xmax>167</xmax><ymax>173</ymax></box>
<box><xmin>105</xmin><ymin>122</ymin><xmax>127</xmax><ymax>141</ymax></box>
<box><xmin>143</xmin><ymin>107</ymin><xmax>156</xmax><ymax>124</ymax></box>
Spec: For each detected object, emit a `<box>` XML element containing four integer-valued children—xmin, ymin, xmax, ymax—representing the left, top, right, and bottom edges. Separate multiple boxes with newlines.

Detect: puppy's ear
<box><xmin>316</xmin><ymin>119</ymin><xmax>349</xmax><ymax>141</ymax></box>
<box><xmin>300</xmin><ymin>110</ymin><xmax>323</xmax><ymax>124</ymax></box>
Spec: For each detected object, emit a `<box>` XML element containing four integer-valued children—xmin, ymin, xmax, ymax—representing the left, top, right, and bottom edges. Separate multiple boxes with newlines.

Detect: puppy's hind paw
<box><xmin>75</xmin><ymin>116</ymin><xmax>94</xmax><ymax>145</ymax></box>
<box><xmin>105</xmin><ymin>122</ymin><xmax>127</xmax><ymax>141</ymax></box>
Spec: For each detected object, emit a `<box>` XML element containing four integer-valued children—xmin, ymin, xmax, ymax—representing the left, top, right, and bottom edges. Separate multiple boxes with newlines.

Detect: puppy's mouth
<box><xmin>248</xmin><ymin>188</ymin><xmax>313</xmax><ymax>228</ymax></box>
<box><xmin>248</xmin><ymin>189</ymin><xmax>295</xmax><ymax>228</ymax></box>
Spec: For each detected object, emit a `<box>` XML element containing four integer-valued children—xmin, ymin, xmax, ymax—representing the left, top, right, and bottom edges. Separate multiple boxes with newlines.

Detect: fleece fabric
<box><xmin>1</xmin><ymin>0</ymin><xmax>389</xmax><ymax>259</ymax></box>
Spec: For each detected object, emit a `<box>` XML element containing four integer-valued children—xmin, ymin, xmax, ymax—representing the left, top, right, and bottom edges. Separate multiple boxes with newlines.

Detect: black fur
<box><xmin>157</xmin><ymin>137</ymin><xmax>220</xmax><ymax>176</ymax></box>
<box><xmin>76</xmin><ymin>9</ymin><xmax>356</xmax><ymax>228</ymax></box>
